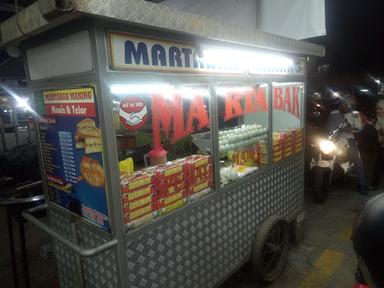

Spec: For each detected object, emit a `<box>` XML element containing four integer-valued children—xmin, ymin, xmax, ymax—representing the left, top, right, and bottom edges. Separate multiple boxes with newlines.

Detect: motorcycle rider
<box><xmin>326</xmin><ymin>92</ymin><xmax>367</xmax><ymax>195</ymax></box>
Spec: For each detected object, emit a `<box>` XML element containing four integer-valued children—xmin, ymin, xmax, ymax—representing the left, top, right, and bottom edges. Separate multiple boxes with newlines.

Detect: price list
<box><xmin>58</xmin><ymin>131</ymin><xmax>77</xmax><ymax>184</ymax></box>
<box><xmin>40</xmin><ymin>125</ymin><xmax>59</xmax><ymax>174</ymax></box>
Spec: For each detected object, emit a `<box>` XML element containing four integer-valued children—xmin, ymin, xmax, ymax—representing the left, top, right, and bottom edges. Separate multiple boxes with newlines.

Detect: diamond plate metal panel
<box><xmin>125</xmin><ymin>156</ymin><xmax>304</xmax><ymax>288</ymax></box>
<box><xmin>75</xmin><ymin>0</ymin><xmax>324</xmax><ymax>56</ymax></box>
<box><xmin>51</xmin><ymin>156</ymin><xmax>303</xmax><ymax>288</ymax></box>
<box><xmin>49</xmin><ymin>209</ymin><xmax>119</xmax><ymax>288</ymax></box>
<box><xmin>79</xmin><ymin>226</ymin><xmax>119</xmax><ymax>288</ymax></box>
<box><xmin>49</xmin><ymin>210</ymin><xmax>79</xmax><ymax>288</ymax></box>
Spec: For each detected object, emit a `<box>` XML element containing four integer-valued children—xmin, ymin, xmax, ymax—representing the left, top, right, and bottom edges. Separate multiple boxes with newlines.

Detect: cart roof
<box><xmin>0</xmin><ymin>0</ymin><xmax>324</xmax><ymax>57</ymax></box>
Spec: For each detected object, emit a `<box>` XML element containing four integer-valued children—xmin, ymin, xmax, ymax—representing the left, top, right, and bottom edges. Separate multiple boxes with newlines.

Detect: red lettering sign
<box><xmin>273</xmin><ymin>85</ymin><xmax>301</xmax><ymax>119</ymax></box>
<box><xmin>151</xmin><ymin>93</ymin><xmax>209</xmax><ymax>148</ymax></box>
<box><xmin>224</xmin><ymin>87</ymin><xmax>268</xmax><ymax>121</ymax></box>
<box><xmin>273</xmin><ymin>87</ymin><xmax>283</xmax><ymax>110</ymax></box>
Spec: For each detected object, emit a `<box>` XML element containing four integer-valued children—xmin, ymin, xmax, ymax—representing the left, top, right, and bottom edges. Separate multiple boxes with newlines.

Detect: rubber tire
<box><xmin>314</xmin><ymin>167</ymin><xmax>331</xmax><ymax>204</ymax></box>
<box><xmin>251</xmin><ymin>216</ymin><xmax>290</xmax><ymax>284</ymax></box>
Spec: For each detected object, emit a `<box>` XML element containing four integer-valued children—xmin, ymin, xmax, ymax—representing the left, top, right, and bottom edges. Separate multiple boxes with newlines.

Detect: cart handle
<box><xmin>22</xmin><ymin>204</ymin><xmax>117</xmax><ymax>257</ymax></box>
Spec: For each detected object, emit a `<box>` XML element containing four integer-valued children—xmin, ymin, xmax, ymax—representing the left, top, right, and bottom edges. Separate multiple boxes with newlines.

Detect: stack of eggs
<box><xmin>219</xmin><ymin>124</ymin><xmax>267</xmax><ymax>154</ymax></box>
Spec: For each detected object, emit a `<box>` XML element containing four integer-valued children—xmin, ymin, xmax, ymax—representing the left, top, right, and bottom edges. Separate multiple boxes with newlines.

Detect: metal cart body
<box><xmin>0</xmin><ymin>1</ymin><xmax>324</xmax><ymax>287</ymax></box>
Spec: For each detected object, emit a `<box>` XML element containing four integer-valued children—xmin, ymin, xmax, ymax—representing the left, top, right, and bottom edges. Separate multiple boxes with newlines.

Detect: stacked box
<box><xmin>272</xmin><ymin>132</ymin><xmax>283</xmax><ymax>163</ymax></box>
<box><xmin>282</xmin><ymin>130</ymin><xmax>293</xmax><ymax>158</ymax></box>
<box><xmin>153</xmin><ymin>162</ymin><xmax>185</xmax><ymax>197</ymax></box>
<box><xmin>120</xmin><ymin>172</ymin><xmax>155</xmax><ymax>225</ymax></box>
<box><xmin>183</xmin><ymin>155</ymin><xmax>213</xmax><ymax>197</ymax></box>
<box><xmin>258</xmin><ymin>140</ymin><xmax>268</xmax><ymax>165</ymax></box>
<box><xmin>121</xmin><ymin>154</ymin><xmax>213</xmax><ymax>228</ymax></box>
<box><xmin>293</xmin><ymin>128</ymin><xmax>303</xmax><ymax>153</ymax></box>
<box><xmin>152</xmin><ymin>161</ymin><xmax>186</xmax><ymax>213</ymax></box>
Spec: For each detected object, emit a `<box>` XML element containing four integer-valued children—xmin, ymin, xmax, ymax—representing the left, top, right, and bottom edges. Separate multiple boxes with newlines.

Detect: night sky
<box><xmin>310</xmin><ymin>0</ymin><xmax>384</xmax><ymax>76</ymax></box>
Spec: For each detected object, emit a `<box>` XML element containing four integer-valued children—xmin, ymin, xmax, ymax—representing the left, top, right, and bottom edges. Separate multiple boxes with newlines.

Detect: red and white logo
<box><xmin>118</xmin><ymin>96</ymin><xmax>148</xmax><ymax>130</ymax></box>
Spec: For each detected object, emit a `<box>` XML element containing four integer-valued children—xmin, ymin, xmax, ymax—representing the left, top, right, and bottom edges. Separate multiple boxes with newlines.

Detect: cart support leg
<box><xmin>291</xmin><ymin>211</ymin><xmax>306</xmax><ymax>245</ymax></box>
<box><xmin>7</xmin><ymin>208</ymin><xmax>19</xmax><ymax>288</ymax></box>
<box><xmin>19</xmin><ymin>221</ymin><xmax>30</xmax><ymax>288</ymax></box>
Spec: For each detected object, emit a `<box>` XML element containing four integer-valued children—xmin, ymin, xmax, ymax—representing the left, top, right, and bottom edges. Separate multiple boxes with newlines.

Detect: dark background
<box><xmin>308</xmin><ymin>0</ymin><xmax>384</xmax><ymax>76</ymax></box>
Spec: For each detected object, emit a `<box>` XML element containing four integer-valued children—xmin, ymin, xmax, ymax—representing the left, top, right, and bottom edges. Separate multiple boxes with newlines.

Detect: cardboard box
<box><xmin>123</xmin><ymin>204</ymin><xmax>153</xmax><ymax>224</ymax></box>
<box><xmin>121</xmin><ymin>172</ymin><xmax>153</xmax><ymax>192</ymax></box>
<box><xmin>123</xmin><ymin>194</ymin><xmax>153</xmax><ymax>212</ymax></box>
<box><xmin>121</xmin><ymin>185</ymin><xmax>154</xmax><ymax>203</ymax></box>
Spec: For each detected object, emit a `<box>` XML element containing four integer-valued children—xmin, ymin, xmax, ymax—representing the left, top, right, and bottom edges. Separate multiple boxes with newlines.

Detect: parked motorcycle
<box><xmin>310</xmin><ymin>111</ymin><xmax>360</xmax><ymax>203</ymax></box>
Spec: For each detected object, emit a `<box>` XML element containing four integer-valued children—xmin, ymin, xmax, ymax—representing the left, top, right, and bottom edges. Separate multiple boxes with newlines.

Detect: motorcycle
<box><xmin>310</xmin><ymin>111</ymin><xmax>360</xmax><ymax>203</ymax></box>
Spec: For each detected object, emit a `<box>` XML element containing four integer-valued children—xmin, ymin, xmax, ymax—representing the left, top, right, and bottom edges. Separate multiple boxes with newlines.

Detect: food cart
<box><xmin>0</xmin><ymin>0</ymin><xmax>324</xmax><ymax>287</ymax></box>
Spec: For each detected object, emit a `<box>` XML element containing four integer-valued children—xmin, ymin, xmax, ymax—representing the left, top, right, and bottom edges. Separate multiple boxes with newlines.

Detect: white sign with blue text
<box><xmin>108</xmin><ymin>32</ymin><xmax>304</xmax><ymax>75</ymax></box>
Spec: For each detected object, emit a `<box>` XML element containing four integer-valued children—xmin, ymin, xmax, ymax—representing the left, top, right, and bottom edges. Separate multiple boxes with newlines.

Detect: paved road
<box><xmin>221</xmin><ymin>183</ymin><xmax>376</xmax><ymax>288</ymax></box>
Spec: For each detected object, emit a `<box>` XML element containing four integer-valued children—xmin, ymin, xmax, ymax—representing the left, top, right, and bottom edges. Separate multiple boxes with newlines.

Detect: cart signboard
<box><xmin>108</xmin><ymin>32</ymin><xmax>304</xmax><ymax>75</ymax></box>
<box><xmin>34</xmin><ymin>87</ymin><xmax>110</xmax><ymax>230</ymax></box>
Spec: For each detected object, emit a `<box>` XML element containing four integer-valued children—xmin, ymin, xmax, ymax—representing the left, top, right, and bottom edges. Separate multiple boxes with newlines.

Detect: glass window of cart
<box><xmin>110</xmin><ymin>83</ymin><xmax>213</xmax><ymax>229</ymax></box>
<box><xmin>216</xmin><ymin>84</ymin><xmax>269</xmax><ymax>186</ymax></box>
<box><xmin>272</xmin><ymin>82</ymin><xmax>304</xmax><ymax>163</ymax></box>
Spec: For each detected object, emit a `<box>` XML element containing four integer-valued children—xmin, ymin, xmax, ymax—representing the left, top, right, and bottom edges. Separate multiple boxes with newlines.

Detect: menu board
<box><xmin>35</xmin><ymin>87</ymin><xmax>110</xmax><ymax>230</ymax></box>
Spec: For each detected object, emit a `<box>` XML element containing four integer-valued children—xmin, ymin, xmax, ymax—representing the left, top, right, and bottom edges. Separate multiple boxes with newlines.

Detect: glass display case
<box><xmin>216</xmin><ymin>84</ymin><xmax>269</xmax><ymax>186</ymax></box>
<box><xmin>111</xmin><ymin>83</ymin><xmax>214</xmax><ymax>228</ymax></box>
<box><xmin>272</xmin><ymin>82</ymin><xmax>304</xmax><ymax>163</ymax></box>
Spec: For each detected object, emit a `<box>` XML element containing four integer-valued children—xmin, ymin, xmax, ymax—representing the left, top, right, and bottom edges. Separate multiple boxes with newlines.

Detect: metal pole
<box><xmin>1</xmin><ymin>124</ymin><xmax>7</xmax><ymax>152</ymax></box>
<box><xmin>22</xmin><ymin>205</ymin><xmax>118</xmax><ymax>257</ymax></box>
<box><xmin>268</xmin><ymin>82</ymin><xmax>273</xmax><ymax>165</ymax></box>
<box><xmin>92</xmin><ymin>22</ymin><xmax>130</xmax><ymax>287</ymax></box>
<box><xmin>71</xmin><ymin>222</ymin><xmax>85</xmax><ymax>288</ymax></box>
<box><xmin>255</xmin><ymin>0</ymin><xmax>262</xmax><ymax>30</ymax></box>
<box><xmin>12</xmin><ymin>108</ymin><xmax>20</xmax><ymax>147</ymax></box>
<box><xmin>6</xmin><ymin>207</ymin><xmax>19</xmax><ymax>288</ymax></box>
<box><xmin>209</xmin><ymin>85</ymin><xmax>220</xmax><ymax>190</ymax></box>
<box><xmin>18</xmin><ymin>221</ymin><xmax>30</xmax><ymax>288</ymax></box>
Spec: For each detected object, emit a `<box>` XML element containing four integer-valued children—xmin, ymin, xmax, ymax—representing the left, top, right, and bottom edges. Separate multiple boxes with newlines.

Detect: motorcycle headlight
<box><xmin>319</xmin><ymin>139</ymin><xmax>336</xmax><ymax>154</ymax></box>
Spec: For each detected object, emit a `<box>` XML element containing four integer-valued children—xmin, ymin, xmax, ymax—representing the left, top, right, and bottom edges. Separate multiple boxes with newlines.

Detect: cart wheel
<box><xmin>251</xmin><ymin>215</ymin><xmax>290</xmax><ymax>283</ymax></box>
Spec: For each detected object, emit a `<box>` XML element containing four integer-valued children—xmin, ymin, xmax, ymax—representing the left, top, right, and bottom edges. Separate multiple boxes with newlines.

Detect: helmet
<box><xmin>352</xmin><ymin>193</ymin><xmax>384</xmax><ymax>286</ymax></box>
<box><xmin>312</xmin><ymin>92</ymin><xmax>322</xmax><ymax>101</ymax></box>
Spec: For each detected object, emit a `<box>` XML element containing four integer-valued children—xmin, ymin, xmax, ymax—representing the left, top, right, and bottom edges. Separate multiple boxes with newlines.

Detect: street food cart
<box><xmin>0</xmin><ymin>0</ymin><xmax>324</xmax><ymax>287</ymax></box>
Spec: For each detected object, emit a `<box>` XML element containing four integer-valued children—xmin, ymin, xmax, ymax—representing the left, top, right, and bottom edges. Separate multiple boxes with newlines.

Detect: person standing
<box><xmin>370</xmin><ymin>99</ymin><xmax>384</xmax><ymax>190</ymax></box>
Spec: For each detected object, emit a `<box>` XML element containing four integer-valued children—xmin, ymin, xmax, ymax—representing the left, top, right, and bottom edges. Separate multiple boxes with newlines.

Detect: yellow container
<box><xmin>119</xmin><ymin>157</ymin><xmax>134</xmax><ymax>174</ymax></box>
